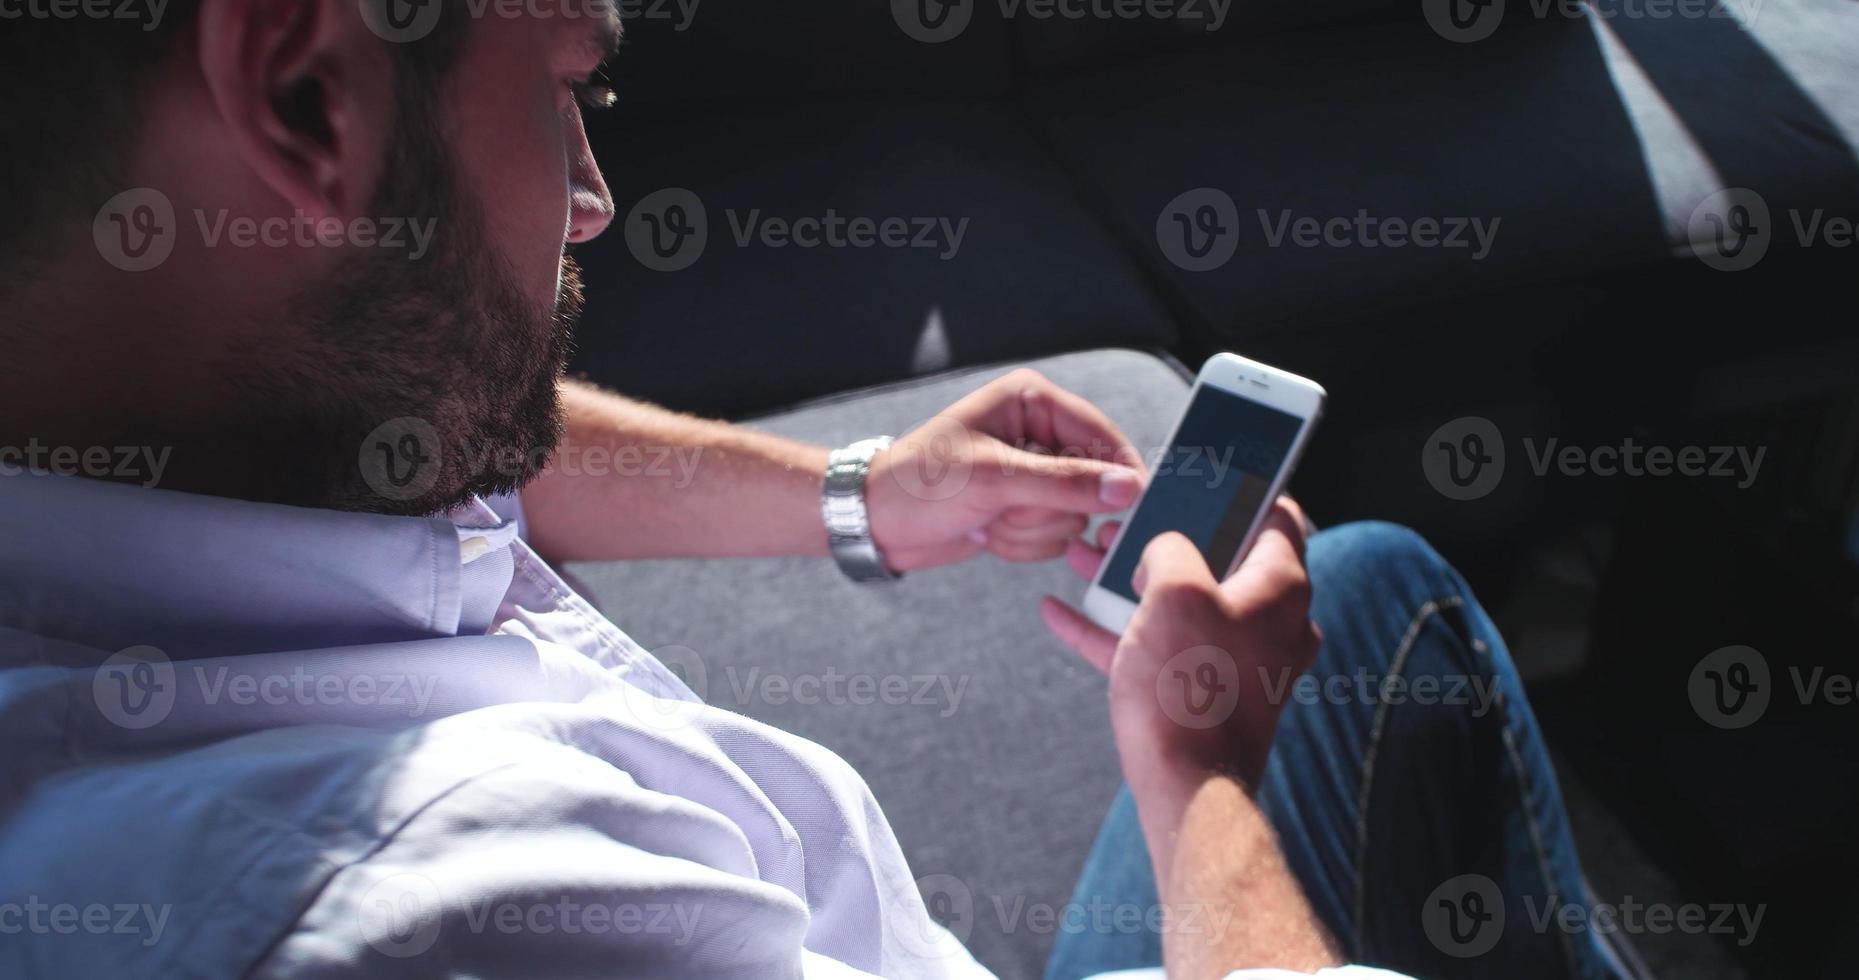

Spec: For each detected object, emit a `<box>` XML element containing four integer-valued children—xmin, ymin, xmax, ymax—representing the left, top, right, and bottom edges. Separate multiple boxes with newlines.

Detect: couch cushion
<box><xmin>562</xmin><ymin>348</ymin><xmax>1194</xmax><ymax>980</ymax></box>
<box><xmin>1012</xmin><ymin>0</ymin><xmax>1411</xmax><ymax>76</ymax></box>
<box><xmin>606</xmin><ymin>0</ymin><xmax>1014</xmax><ymax>118</ymax></box>
<box><xmin>1020</xmin><ymin>0</ymin><xmax>1859</xmax><ymax>341</ymax></box>
<box><xmin>572</xmin><ymin>101</ymin><xmax>1180</xmax><ymax>418</ymax></box>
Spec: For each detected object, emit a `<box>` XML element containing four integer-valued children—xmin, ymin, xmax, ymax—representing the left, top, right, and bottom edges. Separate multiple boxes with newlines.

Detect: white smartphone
<box><xmin>1083</xmin><ymin>353</ymin><xmax>1326</xmax><ymax>634</ymax></box>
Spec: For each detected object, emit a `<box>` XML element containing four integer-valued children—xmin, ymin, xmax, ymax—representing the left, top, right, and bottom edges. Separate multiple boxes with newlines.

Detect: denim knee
<box><xmin>1308</xmin><ymin>522</ymin><xmax>1461</xmax><ymax>605</ymax></box>
<box><xmin>1301</xmin><ymin>521</ymin><xmax>1512</xmax><ymax>683</ymax></box>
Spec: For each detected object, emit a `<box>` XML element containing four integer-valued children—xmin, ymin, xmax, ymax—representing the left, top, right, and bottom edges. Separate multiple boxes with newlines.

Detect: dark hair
<box><xmin>0</xmin><ymin>4</ymin><xmax>469</xmax><ymax>280</ymax></box>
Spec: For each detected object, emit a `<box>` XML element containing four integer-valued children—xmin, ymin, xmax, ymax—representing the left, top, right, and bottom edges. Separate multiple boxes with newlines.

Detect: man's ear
<box><xmin>194</xmin><ymin>0</ymin><xmax>397</xmax><ymax>220</ymax></box>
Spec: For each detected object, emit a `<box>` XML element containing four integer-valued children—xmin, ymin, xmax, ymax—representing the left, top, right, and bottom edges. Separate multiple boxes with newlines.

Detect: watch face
<box><xmin>822</xmin><ymin>493</ymin><xmax>867</xmax><ymax>536</ymax></box>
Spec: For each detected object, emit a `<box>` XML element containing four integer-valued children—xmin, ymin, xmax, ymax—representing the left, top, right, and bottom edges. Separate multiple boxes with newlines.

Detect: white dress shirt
<box><xmin>0</xmin><ymin>472</ymin><xmax>1403</xmax><ymax>980</ymax></box>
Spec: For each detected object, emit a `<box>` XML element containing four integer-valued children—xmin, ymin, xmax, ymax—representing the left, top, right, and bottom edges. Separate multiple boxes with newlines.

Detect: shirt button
<box><xmin>459</xmin><ymin>536</ymin><xmax>491</xmax><ymax>563</ymax></box>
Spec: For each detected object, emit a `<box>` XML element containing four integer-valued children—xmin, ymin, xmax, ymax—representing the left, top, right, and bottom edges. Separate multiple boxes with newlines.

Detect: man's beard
<box><xmin>223</xmin><ymin>87</ymin><xmax>584</xmax><ymax>518</ymax></box>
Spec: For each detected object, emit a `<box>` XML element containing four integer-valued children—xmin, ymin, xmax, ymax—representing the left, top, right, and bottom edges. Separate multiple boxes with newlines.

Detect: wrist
<box><xmin>1116</xmin><ymin>728</ymin><xmax>1268</xmax><ymax>855</ymax></box>
<box><xmin>821</xmin><ymin>437</ymin><xmax>899</xmax><ymax>581</ymax></box>
<box><xmin>1111</xmin><ymin>699</ymin><xmax>1273</xmax><ymax>791</ymax></box>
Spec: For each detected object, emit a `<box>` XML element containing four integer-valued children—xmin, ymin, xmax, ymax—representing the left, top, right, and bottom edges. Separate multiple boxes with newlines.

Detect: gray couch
<box><xmin>565</xmin><ymin>349</ymin><xmax>1194</xmax><ymax>980</ymax></box>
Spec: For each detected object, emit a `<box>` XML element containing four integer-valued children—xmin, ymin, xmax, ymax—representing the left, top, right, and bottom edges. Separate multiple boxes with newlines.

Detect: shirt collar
<box><xmin>0</xmin><ymin>472</ymin><xmax>520</xmax><ymax>659</ymax></box>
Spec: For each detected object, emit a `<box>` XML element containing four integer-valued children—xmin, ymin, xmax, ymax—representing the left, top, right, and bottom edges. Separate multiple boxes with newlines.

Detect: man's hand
<box><xmin>864</xmin><ymin>369</ymin><xmax>1146</xmax><ymax>572</ymax></box>
<box><xmin>1040</xmin><ymin>499</ymin><xmax>1321</xmax><ymax>877</ymax></box>
<box><xmin>1040</xmin><ymin>500</ymin><xmax>1340</xmax><ymax>978</ymax></box>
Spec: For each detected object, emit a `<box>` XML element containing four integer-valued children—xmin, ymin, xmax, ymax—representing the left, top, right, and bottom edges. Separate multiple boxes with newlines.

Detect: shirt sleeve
<box><xmin>249</xmin><ymin>736</ymin><xmax>987</xmax><ymax>980</ymax></box>
<box><xmin>1086</xmin><ymin>967</ymin><xmax>1417</xmax><ymax>980</ymax></box>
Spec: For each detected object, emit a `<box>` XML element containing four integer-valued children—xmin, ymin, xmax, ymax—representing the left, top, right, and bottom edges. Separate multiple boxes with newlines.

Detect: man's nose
<box><xmin>566</xmin><ymin>121</ymin><xmax>615</xmax><ymax>244</ymax></box>
<box><xmin>567</xmin><ymin>161</ymin><xmax>615</xmax><ymax>244</ymax></box>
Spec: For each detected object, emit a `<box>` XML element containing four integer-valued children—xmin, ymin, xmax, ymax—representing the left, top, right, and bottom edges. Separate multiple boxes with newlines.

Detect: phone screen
<box><xmin>1100</xmin><ymin>385</ymin><xmax>1305</xmax><ymax>601</ymax></box>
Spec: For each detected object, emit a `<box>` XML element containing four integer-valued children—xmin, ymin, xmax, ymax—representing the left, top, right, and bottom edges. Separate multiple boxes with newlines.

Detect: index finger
<box><xmin>1030</xmin><ymin>382</ymin><xmax>1146</xmax><ymax>475</ymax></box>
<box><xmin>981</xmin><ymin>371</ymin><xmax>1144</xmax><ymax>475</ymax></box>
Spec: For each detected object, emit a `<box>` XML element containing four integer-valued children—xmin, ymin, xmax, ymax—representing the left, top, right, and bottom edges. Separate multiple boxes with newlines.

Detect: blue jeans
<box><xmin>1045</xmin><ymin>523</ymin><xmax>1625</xmax><ymax>980</ymax></box>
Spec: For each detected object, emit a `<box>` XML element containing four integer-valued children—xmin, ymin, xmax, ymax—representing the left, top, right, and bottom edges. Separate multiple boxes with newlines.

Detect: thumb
<box><xmin>980</xmin><ymin>444</ymin><xmax>1143</xmax><ymax>515</ymax></box>
<box><xmin>1134</xmin><ymin>531</ymin><xmax>1219</xmax><ymax>600</ymax></box>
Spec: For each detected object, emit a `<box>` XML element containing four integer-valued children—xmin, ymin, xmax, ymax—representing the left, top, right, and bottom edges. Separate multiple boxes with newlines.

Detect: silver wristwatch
<box><xmin>822</xmin><ymin>436</ymin><xmax>899</xmax><ymax>583</ymax></box>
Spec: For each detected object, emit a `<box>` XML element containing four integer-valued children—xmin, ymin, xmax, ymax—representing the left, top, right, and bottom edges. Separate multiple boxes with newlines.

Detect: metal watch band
<box><xmin>822</xmin><ymin>436</ymin><xmax>898</xmax><ymax>583</ymax></box>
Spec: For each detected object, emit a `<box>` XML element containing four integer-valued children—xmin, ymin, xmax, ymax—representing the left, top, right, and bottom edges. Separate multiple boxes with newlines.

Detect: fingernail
<box><xmin>1099</xmin><ymin>469</ymin><xmax>1141</xmax><ymax>506</ymax></box>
